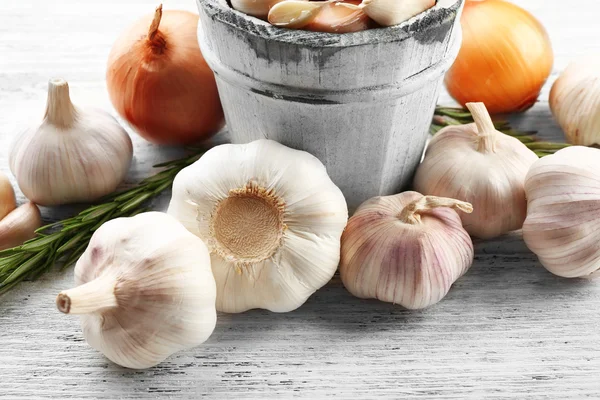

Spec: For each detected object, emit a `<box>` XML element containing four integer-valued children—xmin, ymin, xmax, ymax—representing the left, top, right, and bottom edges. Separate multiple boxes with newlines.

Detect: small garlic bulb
<box><xmin>0</xmin><ymin>171</ymin><xmax>17</xmax><ymax>221</ymax></box>
<box><xmin>550</xmin><ymin>57</ymin><xmax>600</xmax><ymax>146</ymax></box>
<box><xmin>523</xmin><ymin>146</ymin><xmax>600</xmax><ymax>278</ymax></box>
<box><xmin>56</xmin><ymin>212</ymin><xmax>217</xmax><ymax>369</ymax></box>
<box><xmin>340</xmin><ymin>192</ymin><xmax>474</xmax><ymax>309</ymax></box>
<box><xmin>168</xmin><ymin>139</ymin><xmax>348</xmax><ymax>313</ymax></box>
<box><xmin>10</xmin><ymin>79</ymin><xmax>133</xmax><ymax>206</ymax></box>
<box><xmin>0</xmin><ymin>202</ymin><xmax>42</xmax><ymax>251</ymax></box>
<box><xmin>414</xmin><ymin>102</ymin><xmax>538</xmax><ymax>239</ymax></box>
<box><xmin>360</xmin><ymin>0</ymin><xmax>435</xmax><ymax>27</ymax></box>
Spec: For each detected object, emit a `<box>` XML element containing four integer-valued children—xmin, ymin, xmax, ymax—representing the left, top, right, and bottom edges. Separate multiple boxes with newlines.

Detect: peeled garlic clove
<box><xmin>167</xmin><ymin>139</ymin><xmax>348</xmax><ymax>313</ymax></box>
<box><xmin>56</xmin><ymin>212</ymin><xmax>217</xmax><ymax>369</ymax></box>
<box><xmin>0</xmin><ymin>202</ymin><xmax>42</xmax><ymax>251</ymax></box>
<box><xmin>414</xmin><ymin>102</ymin><xmax>539</xmax><ymax>239</ymax></box>
<box><xmin>340</xmin><ymin>192</ymin><xmax>474</xmax><ymax>309</ymax></box>
<box><xmin>550</xmin><ymin>57</ymin><xmax>600</xmax><ymax>146</ymax></box>
<box><xmin>523</xmin><ymin>146</ymin><xmax>600</xmax><ymax>278</ymax></box>
<box><xmin>360</xmin><ymin>0</ymin><xmax>435</xmax><ymax>27</ymax></box>
<box><xmin>232</xmin><ymin>0</ymin><xmax>307</xmax><ymax>19</ymax></box>
<box><xmin>268</xmin><ymin>1</ymin><xmax>328</xmax><ymax>29</ymax></box>
<box><xmin>0</xmin><ymin>172</ymin><xmax>16</xmax><ymax>221</ymax></box>
<box><xmin>306</xmin><ymin>1</ymin><xmax>370</xmax><ymax>33</ymax></box>
<box><xmin>10</xmin><ymin>79</ymin><xmax>133</xmax><ymax>206</ymax></box>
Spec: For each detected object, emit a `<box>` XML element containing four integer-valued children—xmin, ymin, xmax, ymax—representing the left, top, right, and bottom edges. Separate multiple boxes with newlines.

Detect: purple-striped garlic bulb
<box><xmin>523</xmin><ymin>146</ymin><xmax>600</xmax><ymax>278</ymax></box>
<box><xmin>340</xmin><ymin>191</ymin><xmax>474</xmax><ymax>309</ymax></box>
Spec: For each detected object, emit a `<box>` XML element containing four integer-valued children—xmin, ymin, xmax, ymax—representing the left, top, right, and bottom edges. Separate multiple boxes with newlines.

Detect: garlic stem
<box><xmin>466</xmin><ymin>102</ymin><xmax>497</xmax><ymax>153</ymax></box>
<box><xmin>56</xmin><ymin>275</ymin><xmax>118</xmax><ymax>314</ymax></box>
<box><xmin>399</xmin><ymin>195</ymin><xmax>473</xmax><ymax>225</ymax></box>
<box><xmin>148</xmin><ymin>4</ymin><xmax>163</xmax><ymax>41</ymax></box>
<box><xmin>44</xmin><ymin>79</ymin><xmax>77</xmax><ymax>128</ymax></box>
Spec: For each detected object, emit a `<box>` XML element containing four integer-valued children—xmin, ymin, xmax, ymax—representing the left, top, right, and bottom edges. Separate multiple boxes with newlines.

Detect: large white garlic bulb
<box><xmin>10</xmin><ymin>79</ymin><xmax>133</xmax><ymax>206</ymax></box>
<box><xmin>340</xmin><ymin>192</ymin><xmax>474</xmax><ymax>309</ymax></box>
<box><xmin>414</xmin><ymin>102</ymin><xmax>538</xmax><ymax>239</ymax></box>
<box><xmin>550</xmin><ymin>57</ymin><xmax>600</xmax><ymax>146</ymax></box>
<box><xmin>523</xmin><ymin>146</ymin><xmax>600</xmax><ymax>278</ymax></box>
<box><xmin>56</xmin><ymin>212</ymin><xmax>217</xmax><ymax>369</ymax></box>
<box><xmin>168</xmin><ymin>139</ymin><xmax>348</xmax><ymax>313</ymax></box>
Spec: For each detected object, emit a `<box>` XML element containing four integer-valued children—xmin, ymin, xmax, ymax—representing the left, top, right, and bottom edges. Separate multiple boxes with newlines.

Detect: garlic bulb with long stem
<box><xmin>340</xmin><ymin>192</ymin><xmax>474</xmax><ymax>309</ymax></box>
<box><xmin>9</xmin><ymin>79</ymin><xmax>133</xmax><ymax>206</ymax></box>
<box><xmin>523</xmin><ymin>146</ymin><xmax>600</xmax><ymax>278</ymax></box>
<box><xmin>549</xmin><ymin>57</ymin><xmax>600</xmax><ymax>146</ymax></box>
<box><xmin>359</xmin><ymin>0</ymin><xmax>435</xmax><ymax>27</ymax></box>
<box><xmin>0</xmin><ymin>202</ymin><xmax>42</xmax><ymax>251</ymax></box>
<box><xmin>413</xmin><ymin>102</ymin><xmax>538</xmax><ymax>239</ymax></box>
<box><xmin>0</xmin><ymin>172</ymin><xmax>16</xmax><ymax>222</ymax></box>
<box><xmin>167</xmin><ymin>140</ymin><xmax>348</xmax><ymax>313</ymax></box>
<box><xmin>56</xmin><ymin>212</ymin><xmax>217</xmax><ymax>369</ymax></box>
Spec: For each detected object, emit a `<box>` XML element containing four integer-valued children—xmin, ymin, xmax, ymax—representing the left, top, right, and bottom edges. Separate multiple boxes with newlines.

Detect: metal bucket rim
<box><xmin>197</xmin><ymin>0</ymin><xmax>464</xmax><ymax>48</ymax></box>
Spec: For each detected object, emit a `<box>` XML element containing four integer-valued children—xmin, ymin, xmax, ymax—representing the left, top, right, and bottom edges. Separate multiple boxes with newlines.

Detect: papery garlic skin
<box><xmin>414</xmin><ymin>102</ymin><xmax>538</xmax><ymax>239</ymax></box>
<box><xmin>0</xmin><ymin>202</ymin><xmax>42</xmax><ymax>251</ymax></box>
<box><xmin>268</xmin><ymin>1</ymin><xmax>326</xmax><ymax>29</ymax></box>
<box><xmin>56</xmin><ymin>212</ymin><xmax>217</xmax><ymax>369</ymax></box>
<box><xmin>550</xmin><ymin>57</ymin><xmax>600</xmax><ymax>146</ymax></box>
<box><xmin>167</xmin><ymin>140</ymin><xmax>348</xmax><ymax>313</ymax></box>
<box><xmin>523</xmin><ymin>146</ymin><xmax>600</xmax><ymax>278</ymax></box>
<box><xmin>340</xmin><ymin>192</ymin><xmax>474</xmax><ymax>309</ymax></box>
<box><xmin>232</xmin><ymin>0</ymin><xmax>307</xmax><ymax>19</ymax></box>
<box><xmin>0</xmin><ymin>172</ymin><xmax>16</xmax><ymax>221</ymax></box>
<box><xmin>10</xmin><ymin>79</ymin><xmax>132</xmax><ymax>206</ymax></box>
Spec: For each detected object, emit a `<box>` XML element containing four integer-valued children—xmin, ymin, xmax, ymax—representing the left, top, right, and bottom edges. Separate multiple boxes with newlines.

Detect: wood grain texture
<box><xmin>1</xmin><ymin>0</ymin><xmax>599</xmax><ymax>398</ymax></box>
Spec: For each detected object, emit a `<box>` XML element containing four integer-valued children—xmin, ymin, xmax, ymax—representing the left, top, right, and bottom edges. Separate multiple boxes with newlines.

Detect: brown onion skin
<box><xmin>107</xmin><ymin>9</ymin><xmax>224</xmax><ymax>145</ymax></box>
<box><xmin>445</xmin><ymin>0</ymin><xmax>553</xmax><ymax>115</ymax></box>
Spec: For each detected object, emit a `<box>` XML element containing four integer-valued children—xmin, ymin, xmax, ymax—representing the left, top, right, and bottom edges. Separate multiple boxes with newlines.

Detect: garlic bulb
<box><xmin>232</xmin><ymin>0</ymin><xmax>306</xmax><ymax>19</ymax></box>
<box><xmin>550</xmin><ymin>57</ymin><xmax>600</xmax><ymax>146</ymax></box>
<box><xmin>167</xmin><ymin>139</ymin><xmax>348</xmax><ymax>313</ymax></box>
<box><xmin>56</xmin><ymin>212</ymin><xmax>217</xmax><ymax>369</ymax></box>
<box><xmin>0</xmin><ymin>172</ymin><xmax>16</xmax><ymax>221</ymax></box>
<box><xmin>10</xmin><ymin>79</ymin><xmax>133</xmax><ymax>206</ymax></box>
<box><xmin>340</xmin><ymin>192</ymin><xmax>474</xmax><ymax>309</ymax></box>
<box><xmin>523</xmin><ymin>146</ymin><xmax>600</xmax><ymax>278</ymax></box>
<box><xmin>413</xmin><ymin>102</ymin><xmax>538</xmax><ymax>239</ymax></box>
<box><xmin>268</xmin><ymin>0</ymin><xmax>327</xmax><ymax>28</ymax></box>
<box><xmin>0</xmin><ymin>202</ymin><xmax>42</xmax><ymax>251</ymax></box>
<box><xmin>360</xmin><ymin>0</ymin><xmax>435</xmax><ymax>27</ymax></box>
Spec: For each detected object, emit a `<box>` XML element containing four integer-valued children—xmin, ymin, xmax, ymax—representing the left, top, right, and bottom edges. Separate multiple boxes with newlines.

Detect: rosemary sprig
<box><xmin>432</xmin><ymin>106</ymin><xmax>571</xmax><ymax>157</ymax></box>
<box><xmin>0</xmin><ymin>149</ymin><xmax>207</xmax><ymax>296</ymax></box>
<box><xmin>0</xmin><ymin>106</ymin><xmax>572</xmax><ymax>296</ymax></box>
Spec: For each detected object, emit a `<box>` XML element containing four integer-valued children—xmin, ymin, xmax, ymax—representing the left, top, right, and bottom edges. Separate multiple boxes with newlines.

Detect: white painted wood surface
<box><xmin>0</xmin><ymin>0</ymin><xmax>599</xmax><ymax>398</ymax></box>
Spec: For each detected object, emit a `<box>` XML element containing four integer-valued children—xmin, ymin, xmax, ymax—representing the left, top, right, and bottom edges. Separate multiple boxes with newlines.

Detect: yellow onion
<box><xmin>445</xmin><ymin>0</ymin><xmax>553</xmax><ymax>114</ymax></box>
<box><xmin>107</xmin><ymin>5</ymin><xmax>224</xmax><ymax>145</ymax></box>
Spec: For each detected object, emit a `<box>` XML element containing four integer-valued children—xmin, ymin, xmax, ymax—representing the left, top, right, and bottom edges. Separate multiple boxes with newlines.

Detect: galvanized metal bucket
<box><xmin>197</xmin><ymin>0</ymin><xmax>464</xmax><ymax>211</ymax></box>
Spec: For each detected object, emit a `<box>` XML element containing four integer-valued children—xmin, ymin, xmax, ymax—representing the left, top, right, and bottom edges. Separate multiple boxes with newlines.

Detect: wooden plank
<box><xmin>1</xmin><ymin>0</ymin><xmax>599</xmax><ymax>398</ymax></box>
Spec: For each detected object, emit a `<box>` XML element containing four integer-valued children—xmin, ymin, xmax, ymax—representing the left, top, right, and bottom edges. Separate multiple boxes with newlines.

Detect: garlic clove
<box><xmin>340</xmin><ymin>192</ymin><xmax>474</xmax><ymax>309</ymax></box>
<box><xmin>10</xmin><ymin>79</ymin><xmax>133</xmax><ymax>206</ymax></box>
<box><xmin>167</xmin><ymin>140</ymin><xmax>348</xmax><ymax>313</ymax></box>
<box><xmin>0</xmin><ymin>172</ymin><xmax>17</xmax><ymax>221</ymax></box>
<box><xmin>232</xmin><ymin>0</ymin><xmax>308</xmax><ymax>19</ymax></box>
<box><xmin>523</xmin><ymin>146</ymin><xmax>600</xmax><ymax>278</ymax></box>
<box><xmin>0</xmin><ymin>202</ymin><xmax>42</xmax><ymax>251</ymax></box>
<box><xmin>56</xmin><ymin>212</ymin><xmax>217</xmax><ymax>369</ymax></box>
<box><xmin>305</xmin><ymin>1</ymin><xmax>370</xmax><ymax>33</ymax></box>
<box><xmin>268</xmin><ymin>1</ymin><xmax>329</xmax><ymax>29</ymax></box>
<box><xmin>360</xmin><ymin>0</ymin><xmax>435</xmax><ymax>27</ymax></box>
<box><xmin>414</xmin><ymin>102</ymin><xmax>539</xmax><ymax>239</ymax></box>
<box><xmin>550</xmin><ymin>57</ymin><xmax>600</xmax><ymax>146</ymax></box>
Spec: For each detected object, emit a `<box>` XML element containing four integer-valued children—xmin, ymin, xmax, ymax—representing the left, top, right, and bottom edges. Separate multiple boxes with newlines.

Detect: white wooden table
<box><xmin>1</xmin><ymin>1</ymin><xmax>599</xmax><ymax>398</ymax></box>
